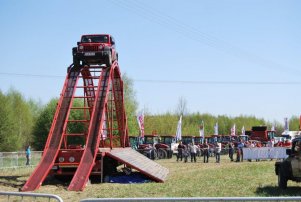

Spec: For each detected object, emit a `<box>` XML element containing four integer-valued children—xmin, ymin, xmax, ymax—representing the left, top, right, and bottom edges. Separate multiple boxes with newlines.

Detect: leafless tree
<box><xmin>175</xmin><ymin>96</ymin><xmax>188</xmax><ymax>116</ymax></box>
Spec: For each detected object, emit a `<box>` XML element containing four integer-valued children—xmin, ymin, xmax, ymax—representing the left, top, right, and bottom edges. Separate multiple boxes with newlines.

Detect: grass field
<box><xmin>0</xmin><ymin>155</ymin><xmax>301</xmax><ymax>201</ymax></box>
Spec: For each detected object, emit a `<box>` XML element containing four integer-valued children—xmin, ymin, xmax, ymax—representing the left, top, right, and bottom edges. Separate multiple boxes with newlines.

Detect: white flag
<box><xmin>137</xmin><ymin>110</ymin><xmax>145</xmax><ymax>138</ymax></box>
<box><xmin>241</xmin><ymin>126</ymin><xmax>245</xmax><ymax>136</ymax></box>
<box><xmin>231</xmin><ymin>124</ymin><xmax>236</xmax><ymax>136</ymax></box>
<box><xmin>199</xmin><ymin>120</ymin><xmax>204</xmax><ymax>138</ymax></box>
<box><xmin>176</xmin><ymin>115</ymin><xmax>182</xmax><ymax>141</ymax></box>
<box><xmin>214</xmin><ymin>122</ymin><xmax>218</xmax><ymax>136</ymax></box>
<box><xmin>284</xmin><ymin>117</ymin><xmax>289</xmax><ymax>132</ymax></box>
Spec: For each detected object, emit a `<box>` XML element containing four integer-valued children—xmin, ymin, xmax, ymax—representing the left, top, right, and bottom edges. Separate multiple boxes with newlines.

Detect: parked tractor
<box><xmin>248</xmin><ymin>126</ymin><xmax>275</xmax><ymax>145</ymax></box>
<box><xmin>181</xmin><ymin>136</ymin><xmax>194</xmax><ymax>145</ymax></box>
<box><xmin>275</xmin><ymin>116</ymin><xmax>301</xmax><ymax>189</ymax></box>
<box><xmin>159</xmin><ymin>135</ymin><xmax>177</xmax><ymax>157</ymax></box>
<box><xmin>136</xmin><ymin>135</ymin><xmax>173</xmax><ymax>159</ymax></box>
<box><xmin>275</xmin><ymin>136</ymin><xmax>301</xmax><ymax>189</ymax></box>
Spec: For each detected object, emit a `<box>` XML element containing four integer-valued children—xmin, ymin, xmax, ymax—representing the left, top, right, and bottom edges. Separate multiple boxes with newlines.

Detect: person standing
<box><xmin>215</xmin><ymin>142</ymin><xmax>222</xmax><ymax>163</ymax></box>
<box><xmin>238</xmin><ymin>140</ymin><xmax>244</xmax><ymax>162</ymax></box>
<box><xmin>25</xmin><ymin>145</ymin><xmax>31</xmax><ymax>166</ymax></box>
<box><xmin>203</xmin><ymin>140</ymin><xmax>210</xmax><ymax>163</ymax></box>
<box><xmin>189</xmin><ymin>142</ymin><xmax>198</xmax><ymax>163</ymax></box>
<box><xmin>183</xmin><ymin>144</ymin><xmax>189</xmax><ymax>163</ymax></box>
<box><xmin>228</xmin><ymin>142</ymin><xmax>234</xmax><ymax>161</ymax></box>
<box><xmin>177</xmin><ymin>141</ymin><xmax>185</xmax><ymax>161</ymax></box>
<box><xmin>236</xmin><ymin>140</ymin><xmax>244</xmax><ymax>162</ymax></box>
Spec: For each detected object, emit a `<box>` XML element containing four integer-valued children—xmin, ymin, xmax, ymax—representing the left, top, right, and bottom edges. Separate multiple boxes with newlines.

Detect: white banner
<box><xmin>176</xmin><ymin>115</ymin><xmax>182</xmax><ymax>141</ymax></box>
<box><xmin>243</xmin><ymin>147</ymin><xmax>288</xmax><ymax>160</ymax></box>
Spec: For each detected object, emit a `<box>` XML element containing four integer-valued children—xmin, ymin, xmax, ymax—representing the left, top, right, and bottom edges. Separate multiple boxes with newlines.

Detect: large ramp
<box><xmin>22</xmin><ymin>66</ymin><xmax>80</xmax><ymax>191</ymax></box>
<box><xmin>106</xmin><ymin>147</ymin><xmax>169</xmax><ymax>182</ymax></box>
<box><xmin>68</xmin><ymin>66</ymin><xmax>112</xmax><ymax>191</ymax></box>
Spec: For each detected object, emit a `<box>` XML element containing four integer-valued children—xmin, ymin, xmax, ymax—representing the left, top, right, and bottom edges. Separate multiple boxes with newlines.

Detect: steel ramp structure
<box><xmin>105</xmin><ymin>147</ymin><xmax>169</xmax><ymax>182</ymax></box>
<box><xmin>22</xmin><ymin>60</ymin><xmax>168</xmax><ymax>191</ymax></box>
<box><xmin>22</xmin><ymin>66</ymin><xmax>81</xmax><ymax>191</ymax></box>
<box><xmin>67</xmin><ymin>67</ymin><xmax>111</xmax><ymax>191</ymax></box>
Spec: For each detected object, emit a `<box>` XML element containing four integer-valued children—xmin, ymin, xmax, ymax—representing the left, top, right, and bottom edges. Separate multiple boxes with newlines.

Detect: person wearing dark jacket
<box><xmin>228</xmin><ymin>142</ymin><xmax>234</xmax><ymax>161</ymax></box>
<box><xmin>203</xmin><ymin>141</ymin><xmax>210</xmax><ymax>163</ymax></box>
<box><xmin>177</xmin><ymin>141</ymin><xmax>185</xmax><ymax>161</ymax></box>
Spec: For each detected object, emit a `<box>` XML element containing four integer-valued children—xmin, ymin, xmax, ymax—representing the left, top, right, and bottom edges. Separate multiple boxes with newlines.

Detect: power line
<box><xmin>134</xmin><ymin>79</ymin><xmax>301</xmax><ymax>85</ymax></box>
<box><xmin>111</xmin><ymin>0</ymin><xmax>299</xmax><ymax>75</ymax></box>
<box><xmin>0</xmin><ymin>72</ymin><xmax>64</xmax><ymax>78</ymax></box>
<box><xmin>1</xmin><ymin>72</ymin><xmax>300</xmax><ymax>85</ymax></box>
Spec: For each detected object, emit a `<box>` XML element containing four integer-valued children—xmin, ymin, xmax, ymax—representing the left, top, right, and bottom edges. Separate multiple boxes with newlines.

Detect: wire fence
<box><xmin>0</xmin><ymin>151</ymin><xmax>42</xmax><ymax>169</ymax></box>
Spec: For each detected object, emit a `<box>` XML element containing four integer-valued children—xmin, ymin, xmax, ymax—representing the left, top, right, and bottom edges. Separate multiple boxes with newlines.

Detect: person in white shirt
<box><xmin>189</xmin><ymin>142</ymin><xmax>198</xmax><ymax>163</ymax></box>
<box><xmin>215</xmin><ymin>142</ymin><xmax>222</xmax><ymax>163</ymax></box>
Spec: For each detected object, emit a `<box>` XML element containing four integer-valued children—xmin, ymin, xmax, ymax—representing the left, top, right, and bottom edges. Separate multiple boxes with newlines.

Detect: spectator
<box><xmin>215</xmin><ymin>142</ymin><xmax>222</xmax><ymax>163</ymax></box>
<box><xmin>26</xmin><ymin>145</ymin><xmax>31</xmax><ymax>165</ymax></box>
<box><xmin>228</xmin><ymin>142</ymin><xmax>234</xmax><ymax>162</ymax></box>
<box><xmin>189</xmin><ymin>142</ymin><xmax>198</xmax><ymax>163</ymax></box>
<box><xmin>183</xmin><ymin>145</ymin><xmax>189</xmax><ymax>163</ymax></box>
<box><xmin>236</xmin><ymin>140</ymin><xmax>244</xmax><ymax>162</ymax></box>
<box><xmin>267</xmin><ymin>139</ymin><xmax>274</xmax><ymax>147</ymax></box>
<box><xmin>203</xmin><ymin>140</ymin><xmax>210</xmax><ymax>163</ymax></box>
<box><xmin>177</xmin><ymin>141</ymin><xmax>185</xmax><ymax>162</ymax></box>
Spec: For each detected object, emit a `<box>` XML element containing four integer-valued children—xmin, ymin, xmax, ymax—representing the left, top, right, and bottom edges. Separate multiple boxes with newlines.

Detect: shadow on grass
<box><xmin>42</xmin><ymin>175</ymin><xmax>72</xmax><ymax>187</ymax></box>
<box><xmin>0</xmin><ymin>175</ymin><xmax>26</xmax><ymax>188</ymax></box>
<box><xmin>256</xmin><ymin>185</ymin><xmax>301</xmax><ymax>196</ymax></box>
<box><xmin>0</xmin><ymin>174</ymin><xmax>71</xmax><ymax>190</ymax></box>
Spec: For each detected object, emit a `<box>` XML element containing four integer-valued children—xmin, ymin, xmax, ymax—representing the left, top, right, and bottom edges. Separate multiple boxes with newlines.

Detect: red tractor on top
<box><xmin>72</xmin><ymin>34</ymin><xmax>118</xmax><ymax>67</ymax></box>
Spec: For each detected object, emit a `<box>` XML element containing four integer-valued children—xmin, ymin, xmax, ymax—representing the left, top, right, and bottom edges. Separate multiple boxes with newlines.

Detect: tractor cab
<box><xmin>181</xmin><ymin>136</ymin><xmax>194</xmax><ymax>146</ymax></box>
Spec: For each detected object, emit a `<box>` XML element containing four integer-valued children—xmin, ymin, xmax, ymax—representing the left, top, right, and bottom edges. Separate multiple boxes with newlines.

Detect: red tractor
<box><xmin>72</xmin><ymin>34</ymin><xmax>118</xmax><ymax>67</ymax></box>
<box><xmin>159</xmin><ymin>135</ymin><xmax>177</xmax><ymax>157</ymax></box>
<box><xmin>137</xmin><ymin>135</ymin><xmax>173</xmax><ymax>159</ymax></box>
<box><xmin>248</xmin><ymin>126</ymin><xmax>275</xmax><ymax>144</ymax></box>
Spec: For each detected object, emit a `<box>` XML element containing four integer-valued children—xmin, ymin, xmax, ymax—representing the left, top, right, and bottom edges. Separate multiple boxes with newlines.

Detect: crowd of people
<box><xmin>176</xmin><ymin>138</ymin><xmax>287</xmax><ymax>163</ymax></box>
<box><xmin>176</xmin><ymin>140</ymin><xmax>223</xmax><ymax>163</ymax></box>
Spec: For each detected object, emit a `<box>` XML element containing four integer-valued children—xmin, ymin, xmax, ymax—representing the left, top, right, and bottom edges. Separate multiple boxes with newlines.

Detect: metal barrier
<box><xmin>80</xmin><ymin>197</ymin><xmax>301</xmax><ymax>202</ymax></box>
<box><xmin>0</xmin><ymin>151</ymin><xmax>42</xmax><ymax>169</ymax></box>
<box><xmin>0</xmin><ymin>191</ymin><xmax>63</xmax><ymax>202</ymax></box>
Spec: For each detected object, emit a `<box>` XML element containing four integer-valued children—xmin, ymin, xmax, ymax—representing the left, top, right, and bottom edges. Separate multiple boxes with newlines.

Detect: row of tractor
<box><xmin>129</xmin><ymin>135</ymin><xmax>177</xmax><ymax>160</ymax></box>
<box><xmin>131</xmin><ymin>124</ymin><xmax>297</xmax><ymax>160</ymax></box>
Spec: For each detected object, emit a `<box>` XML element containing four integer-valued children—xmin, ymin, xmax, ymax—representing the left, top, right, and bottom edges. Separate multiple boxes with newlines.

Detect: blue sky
<box><xmin>0</xmin><ymin>0</ymin><xmax>300</xmax><ymax>123</ymax></box>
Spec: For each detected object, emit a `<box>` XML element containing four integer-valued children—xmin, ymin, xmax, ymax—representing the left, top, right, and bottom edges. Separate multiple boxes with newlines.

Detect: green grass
<box><xmin>0</xmin><ymin>155</ymin><xmax>301</xmax><ymax>202</ymax></box>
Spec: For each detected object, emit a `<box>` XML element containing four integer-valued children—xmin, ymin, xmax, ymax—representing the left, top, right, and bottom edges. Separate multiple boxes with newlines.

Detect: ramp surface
<box><xmin>68</xmin><ymin>68</ymin><xmax>110</xmax><ymax>191</ymax></box>
<box><xmin>22</xmin><ymin>68</ymin><xmax>80</xmax><ymax>191</ymax></box>
<box><xmin>106</xmin><ymin>147</ymin><xmax>169</xmax><ymax>182</ymax></box>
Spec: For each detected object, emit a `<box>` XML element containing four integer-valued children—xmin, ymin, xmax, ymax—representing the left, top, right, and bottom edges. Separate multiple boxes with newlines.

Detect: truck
<box><xmin>72</xmin><ymin>34</ymin><xmax>118</xmax><ymax>67</ymax></box>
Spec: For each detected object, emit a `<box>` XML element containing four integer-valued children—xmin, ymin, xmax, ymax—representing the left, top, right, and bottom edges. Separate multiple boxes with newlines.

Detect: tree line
<box><xmin>0</xmin><ymin>76</ymin><xmax>300</xmax><ymax>151</ymax></box>
<box><xmin>143</xmin><ymin>113</ymin><xmax>298</xmax><ymax>137</ymax></box>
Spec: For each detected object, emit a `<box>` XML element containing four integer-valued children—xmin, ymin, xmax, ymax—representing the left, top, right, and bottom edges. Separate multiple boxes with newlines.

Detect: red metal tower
<box><xmin>22</xmin><ymin>62</ymin><xmax>129</xmax><ymax>191</ymax></box>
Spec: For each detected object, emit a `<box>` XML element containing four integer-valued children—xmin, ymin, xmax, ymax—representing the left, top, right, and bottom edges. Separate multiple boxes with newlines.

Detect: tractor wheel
<box><xmin>278</xmin><ymin>166</ymin><xmax>288</xmax><ymax>189</ymax></box>
<box><xmin>157</xmin><ymin>148</ymin><xmax>167</xmax><ymax>159</ymax></box>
